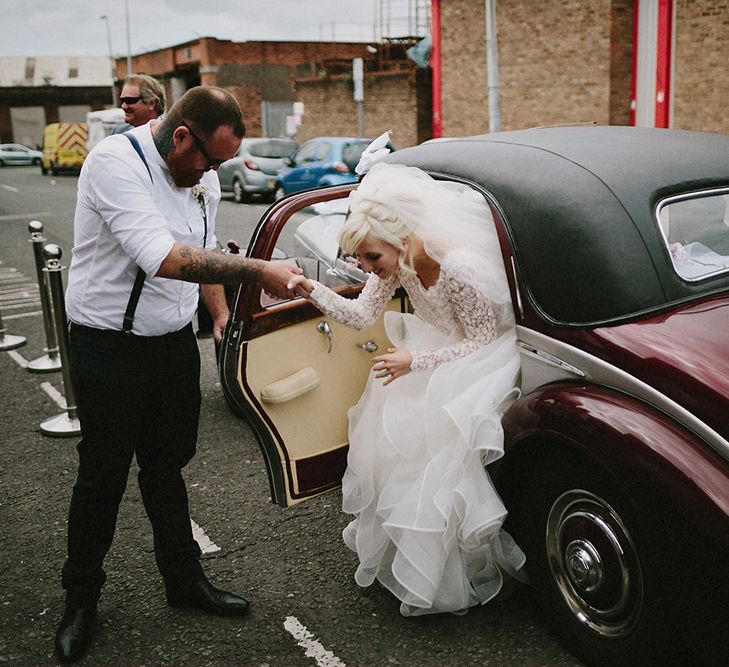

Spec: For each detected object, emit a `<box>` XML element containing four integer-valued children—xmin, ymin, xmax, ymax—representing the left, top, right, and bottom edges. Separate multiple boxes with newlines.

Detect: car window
<box><xmin>313</xmin><ymin>142</ymin><xmax>333</xmax><ymax>161</ymax></box>
<box><xmin>247</xmin><ymin>140</ymin><xmax>297</xmax><ymax>159</ymax></box>
<box><xmin>292</xmin><ymin>142</ymin><xmax>318</xmax><ymax>166</ymax></box>
<box><xmin>658</xmin><ymin>191</ymin><xmax>729</xmax><ymax>281</ymax></box>
<box><xmin>262</xmin><ymin>198</ymin><xmax>367</xmax><ymax>309</ymax></box>
<box><xmin>342</xmin><ymin>143</ymin><xmax>367</xmax><ymax>171</ymax></box>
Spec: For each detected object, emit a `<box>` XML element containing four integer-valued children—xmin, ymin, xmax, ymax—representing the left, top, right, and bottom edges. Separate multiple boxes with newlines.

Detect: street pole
<box><xmin>353</xmin><ymin>57</ymin><xmax>365</xmax><ymax>136</ymax></box>
<box><xmin>100</xmin><ymin>15</ymin><xmax>118</xmax><ymax>106</ymax></box>
<box><xmin>485</xmin><ymin>0</ymin><xmax>501</xmax><ymax>133</ymax></box>
<box><xmin>125</xmin><ymin>0</ymin><xmax>133</xmax><ymax>76</ymax></box>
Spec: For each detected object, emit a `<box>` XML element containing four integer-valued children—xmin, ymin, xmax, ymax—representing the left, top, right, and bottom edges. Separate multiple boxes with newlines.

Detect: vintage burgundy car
<box><xmin>219</xmin><ymin>126</ymin><xmax>729</xmax><ymax>667</ymax></box>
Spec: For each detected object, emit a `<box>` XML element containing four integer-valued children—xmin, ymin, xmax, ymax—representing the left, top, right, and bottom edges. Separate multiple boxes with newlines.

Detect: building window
<box><xmin>68</xmin><ymin>58</ymin><xmax>79</xmax><ymax>78</ymax></box>
<box><xmin>24</xmin><ymin>58</ymin><xmax>36</xmax><ymax>82</ymax></box>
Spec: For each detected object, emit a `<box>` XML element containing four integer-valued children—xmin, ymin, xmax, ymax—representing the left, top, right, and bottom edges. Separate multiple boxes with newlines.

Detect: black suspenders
<box><xmin>121</xmin><ymin>133</ymin><xmax>151</xmax><ymax>334</ymax></box>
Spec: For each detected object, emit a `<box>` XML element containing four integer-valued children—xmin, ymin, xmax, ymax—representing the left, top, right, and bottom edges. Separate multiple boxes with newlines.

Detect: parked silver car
<box><xmin>218</xmin><ymin>137</ymin><xmax>297</xmax><ymax>203</ymax></box>
<box><xmin>0</xmin><ymin>143</ymin><xmax>42</xmax><ymax>166</ymax></box>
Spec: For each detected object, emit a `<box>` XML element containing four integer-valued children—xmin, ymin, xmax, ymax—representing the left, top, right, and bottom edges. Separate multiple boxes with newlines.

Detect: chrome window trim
<box><xmin>656</xmin><ymin>186</ymin><xmax>729</xmax><ymax>283</ymax></box>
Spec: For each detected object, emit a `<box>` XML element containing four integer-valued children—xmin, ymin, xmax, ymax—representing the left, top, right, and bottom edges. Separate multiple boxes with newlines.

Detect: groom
<box><xmin>54</xmin><ymin>85</ymin><xmax>302</xmax><ymax>663</ymax></box>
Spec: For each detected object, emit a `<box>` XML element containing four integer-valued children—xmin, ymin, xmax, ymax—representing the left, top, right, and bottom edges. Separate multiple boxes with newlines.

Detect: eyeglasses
<box><xmin>181</xmin><ymin>121</ymin><xmax>225</xmax><ymax>170</ymax></box>
<box><xmin>120</xmin><ymin>96</ymin><xmax>143</xmax><ymax>105</ymax></box>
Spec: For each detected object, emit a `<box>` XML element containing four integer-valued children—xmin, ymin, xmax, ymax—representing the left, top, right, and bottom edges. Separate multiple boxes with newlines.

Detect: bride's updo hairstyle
<box><xmin>340</xmin><ymin>194</ymin><xmax>423</xmax><ymax>276</ymax></box>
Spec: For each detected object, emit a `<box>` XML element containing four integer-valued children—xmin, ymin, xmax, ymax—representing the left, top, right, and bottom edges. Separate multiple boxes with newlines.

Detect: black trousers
<box><xmin>62</xmin><ymin>323</ymin><xmax>204</xmax><ymax>608</ymax></box>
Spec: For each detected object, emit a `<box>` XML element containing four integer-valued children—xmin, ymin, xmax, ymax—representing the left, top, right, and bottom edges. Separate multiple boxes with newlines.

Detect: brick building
<box><xmin>439</xmin><ymin>0</ymin><xmax>729</xmax><ymax>136</ymax></box>
<box><xmin>116</xmin><ymin>38</ymin><xmax>378</xmax><ymax>138</ymax></box>
<box><xmin>0</xmin><ymin>56</ymin><xmax>113</xmax><ymax>146</ymax></box>
<box><xmin>292</xmin><ymin>41</ymin><xmax>432</xmax><ymax>149</ymax></box>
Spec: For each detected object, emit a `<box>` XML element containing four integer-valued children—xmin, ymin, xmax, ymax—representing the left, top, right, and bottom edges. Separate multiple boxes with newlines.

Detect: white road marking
<box><xmin>190</xmin><ymin>519</ymin><xmax>221</xmax><ymax>554</ymax></box>
<box><xmin>1</xmin><ymin>184</ymin><xmax>19</xmax><ymax>192</ymax></box>
<box><xmin>40</xmin><ymin>382</ymin><xmax>67</xmax><ymax>410</ymax></box>
<box><xmin>284</xmin><ymin>616</ymin><xmax>346</xmax><ymax>667</ymax></box>
<box><xmin>6</xmin><ymin>350</ymin><xmax>28</xmax><ymax>368</ymax></box>
<box><xmin>0</xmin><ymin>212</ymin><xmax>52</xmax><ymax>222</ymax></box>
<box><xmin>2</xmin><ymin>310</ymin><xmax>42</xmax><ymax>320</ymax></box>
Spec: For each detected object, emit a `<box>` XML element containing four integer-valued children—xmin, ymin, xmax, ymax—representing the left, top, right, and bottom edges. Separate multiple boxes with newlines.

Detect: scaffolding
<box><xmin>318</xmin><ymin>0</ymin><xmax>430</xmax><ymax>43</ymax></box>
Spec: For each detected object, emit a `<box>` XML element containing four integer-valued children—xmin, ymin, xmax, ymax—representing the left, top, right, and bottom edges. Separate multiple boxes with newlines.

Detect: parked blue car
<box><xmin>273</xmin><ymin>136</ymin><xmax>393</xmax><ymax>200</ymax></box>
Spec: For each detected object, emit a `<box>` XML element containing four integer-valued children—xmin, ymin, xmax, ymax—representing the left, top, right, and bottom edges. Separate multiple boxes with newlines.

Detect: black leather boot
<box><xmin>54</xmin><ymin>605</ymin><xmax>97</xmax><ymax>663</ymax></box>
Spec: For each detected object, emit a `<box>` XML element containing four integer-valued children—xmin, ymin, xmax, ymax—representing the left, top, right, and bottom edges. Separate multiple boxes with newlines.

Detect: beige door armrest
<box><xmin>260</xmin><ymin>367</ymin><xmax>320</xmax><ymax>404</ymax></box>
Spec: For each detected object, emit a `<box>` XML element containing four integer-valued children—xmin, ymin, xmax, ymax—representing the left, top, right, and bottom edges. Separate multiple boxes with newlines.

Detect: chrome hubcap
<box><xmin>546</xmin><ymin>489</ymin><xmax>643</xmax><ymax>637</ymax></box>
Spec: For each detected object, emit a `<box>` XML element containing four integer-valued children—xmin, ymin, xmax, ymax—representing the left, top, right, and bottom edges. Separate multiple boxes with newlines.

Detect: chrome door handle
<box><xmin>358</xmin><ymin>340</ymin><xmax>378</xmax><ymax>353</ymax></box>
<box><xmin>316</xmin><ymin>321</ymin><xmax>333</xmax><ymax>353</ymax></box>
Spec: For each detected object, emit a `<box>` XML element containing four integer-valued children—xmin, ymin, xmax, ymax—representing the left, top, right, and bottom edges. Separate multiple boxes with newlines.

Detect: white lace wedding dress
<box><xmin>308</xmin><ymin>248</ymin><xmax>527</xmax><ymax>617</ymax></box>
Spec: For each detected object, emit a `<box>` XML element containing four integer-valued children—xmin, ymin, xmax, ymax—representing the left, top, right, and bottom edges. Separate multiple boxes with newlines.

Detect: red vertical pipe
<box><xmin>655</xmin><ymin>0</ymin><xmax>673</xmax><ymax>128</ymax></box>
<box><xmin>431</xmin><ymin>0</ymin><xmax>443</xmax><ymax>138</ymax></box>
<box><xmin>630</xmin><ymin>0</ymin><xmax>639</xmax><ymax>126</ymax></box>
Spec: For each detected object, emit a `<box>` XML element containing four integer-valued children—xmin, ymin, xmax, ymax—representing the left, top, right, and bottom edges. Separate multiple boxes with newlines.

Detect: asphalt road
<box><xmin>0</xmin><ymin>165</ymin><xmax>584</xmax><ymax>667</ymax></box>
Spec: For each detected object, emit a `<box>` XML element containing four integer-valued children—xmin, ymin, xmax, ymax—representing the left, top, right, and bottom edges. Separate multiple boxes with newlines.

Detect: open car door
<box><xmin>219</xmin><ymin>184</ymin><xmax>406</xmax><ymax>507</ymax></box>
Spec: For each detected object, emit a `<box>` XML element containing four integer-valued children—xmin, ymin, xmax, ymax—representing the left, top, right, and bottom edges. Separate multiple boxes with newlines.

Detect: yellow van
<box><xmin>41</xmin><ymin>122</ymin><xmax>88</xmax><ymax>175</ymax></box>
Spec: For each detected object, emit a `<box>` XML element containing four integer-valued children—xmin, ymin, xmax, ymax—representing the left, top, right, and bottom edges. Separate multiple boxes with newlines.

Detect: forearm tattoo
<box><xmin>177</xmin><ymin>244</ymin><xmax>264</xmax><ymax>284</ymax></box>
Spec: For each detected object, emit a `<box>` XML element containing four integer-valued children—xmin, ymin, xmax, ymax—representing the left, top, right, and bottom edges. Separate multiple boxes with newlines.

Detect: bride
<box><xmin>288</xmin><ymin>161</ymin><xmax>527</xmax><ymax>616</ymax></box>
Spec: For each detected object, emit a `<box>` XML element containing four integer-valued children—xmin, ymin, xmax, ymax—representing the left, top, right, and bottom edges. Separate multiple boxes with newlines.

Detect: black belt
<box><xmin>70</xmin><ymin>322</ymin><xmax>193</xmax><ymax>342</ymax></box>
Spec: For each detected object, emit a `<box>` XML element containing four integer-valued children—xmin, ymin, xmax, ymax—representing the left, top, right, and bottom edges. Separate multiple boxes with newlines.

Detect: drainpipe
<box><xmin>431</xmin><ymin>0</ymin><xmax>442</xmax><ymax>138</ymax></box>
<box><xmin>485</xmin><ymin>0</ymin><xmax>500</xmax><ymax>132</ymax></box>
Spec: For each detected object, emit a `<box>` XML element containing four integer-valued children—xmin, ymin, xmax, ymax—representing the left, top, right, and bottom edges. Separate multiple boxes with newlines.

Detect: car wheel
<box><xmin>516</xmin><ymin>458</ymin><xmax>682</xmax><ymax>667</ymax></box>
<box><xmin>41</xmin><ymin>163</ymin><xmax>48</xmax><ymax>175</ymax></box>
<box><xmin>0</xmin><ymin>159</ymin><xmax>5</xmax><ymax>167</ymax></box>
<box><xmin>32</xmin><ymin>157</ymin><xmax>40</xmax><ymax>166</ymax></box>
<box><xmin>51</xmin><ymin>162</ymin><xmax>59</xmax><ymax>176</ymax></box>
<box><xmin>232</xmin><ymin>178</ymin><xmax>248</xmax><ymax>204</ymax></box>
<box><xmin>274</xmin><ymin>185</ymin><xmax>286</xmax><ymax>201</ymax></box>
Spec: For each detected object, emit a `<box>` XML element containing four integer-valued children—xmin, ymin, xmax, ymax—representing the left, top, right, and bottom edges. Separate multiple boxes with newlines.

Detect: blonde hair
<box><xmin>340</xmin><ymin>198</ymin><xmax>421</xmax><ymax>275</ymax></box>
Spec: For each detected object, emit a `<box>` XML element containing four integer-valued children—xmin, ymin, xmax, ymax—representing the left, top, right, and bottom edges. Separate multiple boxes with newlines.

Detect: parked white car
<box><xmin>0</xmin><ymin>143</ymin><xmax>42</xmax><ymax>166</ymax></box>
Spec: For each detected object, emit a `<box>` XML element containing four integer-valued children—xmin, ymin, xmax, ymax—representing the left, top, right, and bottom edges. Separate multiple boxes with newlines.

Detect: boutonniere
<box><xmin>191</xmin><ymin>182</ymin><xmax>209</xmax><ymax>246</ymax></box>
<box><xmin>191</xmin><ymin>183</ymin><xmax>209</xmax><ymax>208</ymax></box>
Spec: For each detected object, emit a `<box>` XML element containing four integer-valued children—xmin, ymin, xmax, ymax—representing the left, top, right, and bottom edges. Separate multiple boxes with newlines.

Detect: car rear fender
<box><xmin>497</xmin><ymin>382</ymin><xmax>729</xmax><ymax>661</ymax></box>
<box><xmin>498</xmin><ymin>382</ymin><xmax>729</xmax><ymax>547</ymax></box>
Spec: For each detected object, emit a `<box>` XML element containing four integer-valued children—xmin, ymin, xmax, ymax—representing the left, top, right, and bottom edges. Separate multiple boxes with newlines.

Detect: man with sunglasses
<box><xmin>55</xmin><ymin>86</ymin><xmax>302</xmax><ymax>663</ymax></box>
<box><xmin>113</xmin><ymin>73</ymin><xmax>166</xmax><ymax>133</ymax></box>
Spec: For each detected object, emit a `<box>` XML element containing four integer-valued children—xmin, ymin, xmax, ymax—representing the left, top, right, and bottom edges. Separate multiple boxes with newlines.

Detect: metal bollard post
<box><xmin>39</xmin><ymin>244</ymin><xmax>80</xmax><ymax>437</ymax></box>
<box><xmin>0</xmin><ymin>305</ymin><xmax>27</xmax><ymax>351</ymax></box>
<box><xmin>26</xmin><ymin>220</ymin><xmax>62</xmax><ymax>372</ymax></box>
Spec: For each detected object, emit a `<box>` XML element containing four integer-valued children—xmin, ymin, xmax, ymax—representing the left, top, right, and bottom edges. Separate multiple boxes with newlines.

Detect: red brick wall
<box><xmin>225</xmin><ymin>85</ymin><xmax>263</xmax><ymax>137</ymax></box>
<box><xmin>672</xmin><ymin>0</ymin><xmax>729</xmax><ymax>132</ymax></box>
<box><xmin>609</xmin><ymin>0</ymin><xmax>634</xmax><ymax>125</ymax></box>
<box><xmin>294</xmin><ymin>71</ymin><xmax>423</xmax><ymax>148</ymax></box>
<box><xmin>441</xmin><ymin>0</ymin><xmax>628</xmax><ymax>134</ymax></box>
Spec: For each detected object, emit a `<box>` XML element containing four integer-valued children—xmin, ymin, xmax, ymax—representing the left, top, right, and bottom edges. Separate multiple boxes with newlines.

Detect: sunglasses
<box><xmin>181</xmin><ymin>121</ymin><xmax>225</xmax><ymax>170</ymax></box>
<box><xmin>120</xmin><ymin>96</ymin><xmax>143</xmax><ymax>105</ymax></box>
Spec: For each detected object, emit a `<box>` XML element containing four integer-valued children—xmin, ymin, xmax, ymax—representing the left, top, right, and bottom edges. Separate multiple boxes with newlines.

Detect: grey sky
<box><xmin>0</xmin><ymin>0</ymin><xmax>383</xmax><ymax>57</ymax></box>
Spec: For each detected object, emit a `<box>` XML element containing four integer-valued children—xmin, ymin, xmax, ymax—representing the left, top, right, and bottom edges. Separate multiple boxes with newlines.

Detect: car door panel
<box><xmin>237</xmin><ymin>299</ymin><xmax>401</xmax><ymax>505</ymax></box>
<box><xmin>219</xmin><ymin>185</ymin><xmax>407</xmax><ymax>506</ymax></box>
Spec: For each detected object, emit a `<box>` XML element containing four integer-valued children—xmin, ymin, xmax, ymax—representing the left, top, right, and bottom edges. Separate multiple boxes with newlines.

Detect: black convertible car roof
<box><xmin>388</xmin><ymin>126</ymin><xmax>729</xmax><ymax>325</ymax></box>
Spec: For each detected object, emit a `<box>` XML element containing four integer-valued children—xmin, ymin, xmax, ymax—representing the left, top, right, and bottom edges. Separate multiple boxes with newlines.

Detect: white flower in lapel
<box><xmin>191</xmin><ymin>182</ymin><xmax>209</xmax><ymax>209</ymax></box>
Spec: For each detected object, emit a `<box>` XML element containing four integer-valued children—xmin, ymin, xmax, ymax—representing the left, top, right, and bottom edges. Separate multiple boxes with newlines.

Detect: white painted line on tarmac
<box><xmin>190</xmin><ymin>519</ymin><xmax>221</xmax><ymax>554</ymax></box>
<box><xmin>1</xmin><ymin>184</ymin><xmax>19</xmax><ymax>192</ymax></box>
<box><xmin>40</xmin><ymin>381</ymin><xmax>67</xmax><ymax>410</ymax></box>
<box><xmin>2</xmin><ymin>310</ymin><xmax>42</xmax><ymax>320</ymax></box>
<box><xmin>284</xmin><ymin>616</ymin><xmax>346</xmax><ymax>667</ymax></box>
<box><xmin>6</xmin><ymin>349</ymin><xmax>28</xmax><ymax>368</ymax></box>
<box><xmin>0</xmin><ymin>301</ymin><xmax>42</xmax><ymax>310</ymax></box>
<box><xmin>0</xmin><ymin>212</ymin><xmax>52</xmax><ymax>222</ymax></box>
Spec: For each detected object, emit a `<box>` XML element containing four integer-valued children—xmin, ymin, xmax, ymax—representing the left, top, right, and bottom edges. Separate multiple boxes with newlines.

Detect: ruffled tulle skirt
<box><xmin>341</xmin><ymin>311</ymin><xmax>527</xmax><ymax>616</ymax></box>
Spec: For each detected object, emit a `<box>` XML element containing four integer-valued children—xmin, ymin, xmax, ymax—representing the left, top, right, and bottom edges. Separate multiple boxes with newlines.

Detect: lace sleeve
<box><xmin>308</xmin><ymin>273</ymin><xmax>398</xmax><ymax>330</ymax></box>
<box><xmin>410</xmin><ymin>252</ymin><xmax>497</xmax><ymax>371</ymax></box>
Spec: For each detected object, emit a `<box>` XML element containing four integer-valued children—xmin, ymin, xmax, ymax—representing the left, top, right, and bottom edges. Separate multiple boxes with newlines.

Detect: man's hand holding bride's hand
<box><xmin>372</xmin><ymin>347</ymin><xmax>412</xmax><ymax>385</ymax></box>
<box><xmin>261</xmin><ymin>261</ymin><xmax>304</xmax><ymax>299</ymax></box>
<box><xmin>287</xmin><ymin>274</ymin><xmax>316</xmax><ymax>298</ymax></box>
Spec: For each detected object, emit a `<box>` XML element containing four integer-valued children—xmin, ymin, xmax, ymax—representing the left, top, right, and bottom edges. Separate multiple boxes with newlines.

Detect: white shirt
<box><xmin>66</xmin><ymin>120</ymin><xmax>220</xmax><ymax>335</ymax></box>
